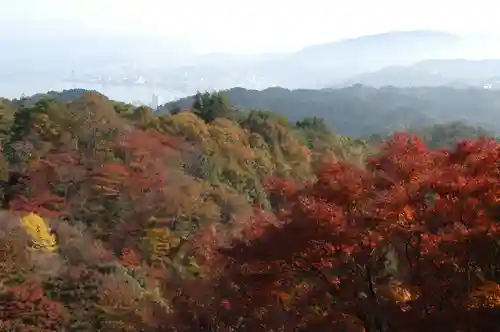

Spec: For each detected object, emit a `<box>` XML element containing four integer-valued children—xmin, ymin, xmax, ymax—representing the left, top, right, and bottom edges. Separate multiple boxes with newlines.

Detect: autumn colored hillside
<box><xmin>0</xmin><ymin>90</ymin><xmax>498</xmax><ymax>331</ymax></box>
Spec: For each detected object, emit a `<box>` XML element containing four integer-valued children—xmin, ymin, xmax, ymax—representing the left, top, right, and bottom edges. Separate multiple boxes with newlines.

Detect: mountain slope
<box><xmin>258</xmin><ymin>30</ymin><xmax>463</xmax><ymax>87</ymax></box>
<box><xmin>292</xmin><ymin>30</ymin><xmax>461</xmax><ymax>66</ymax></box>
<box><xmin>161</xmin><ymin>30</ymin><xmax>467</xmax><ymax>91</ymax></box>
<box><xmin>161</xmin><ymin>85</ymin><xmax>500</xmax><ymax>136</ymax></box>
<box><xmin>344</xmin><ymin>59</ymin><xmax>500</xmax><ymax>88</ymax></box>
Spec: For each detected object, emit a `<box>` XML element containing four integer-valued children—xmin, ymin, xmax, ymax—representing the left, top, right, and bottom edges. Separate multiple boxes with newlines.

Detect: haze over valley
<box><xmin>2</xmin><ymin>0</ymin><xmax>500</xmax><ymax>104</ymax></box>
<box><xmin>2</xmin><ymin>30</ymin><xmax>500</xmax><ymax>105</ymax></box>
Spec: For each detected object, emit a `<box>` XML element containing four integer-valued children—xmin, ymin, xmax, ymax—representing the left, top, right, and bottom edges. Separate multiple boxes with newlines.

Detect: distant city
<box><xmin>61</xmin><ymin>64</ymin><xmax>270</xmax><ymax>107</ymax></box>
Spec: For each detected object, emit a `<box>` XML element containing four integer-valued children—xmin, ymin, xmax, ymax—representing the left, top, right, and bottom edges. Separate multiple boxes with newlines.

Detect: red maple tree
<box><xmin>175</xmin><ymin>133</ymin><xmax>500</xmax><ymax>332</ymax></box>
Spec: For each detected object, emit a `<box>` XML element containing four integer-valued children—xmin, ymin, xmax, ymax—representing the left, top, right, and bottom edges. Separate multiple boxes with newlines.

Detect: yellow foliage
<box><xmin>208</xmin><ymin>119</ymin><xmax>260</xmax><ymax>173</ymax></box>
<box><xmin>467</xmin><ymin>281</ymin><xmax>500</xmax><ymax>309</ymax></box>
<box><xmin>165</xmin><ymin>111</ymin><xmax>211</xmax><ymax>142</ymax></box>
<box><xmin>377</xmin><ymin>280</ymin><xmax>419</xmax><ymax>303</ymax></box>
<box><xmin>209</xmin><ymin>118</ymin><xmax>249</xmax><ymax>146</ymax></box>
<box><xmin>145</xmin><ymin>227</ymin><xmax>180</xmax><ymax>265</ymax></box>
<box><xmin>248</xmin><ymin>132</ymin><xmax>268</xmax><ymax>149</ymax></box>
<box><xmin>20</xmin><ymin>213</ymin><xmax>57</xmax><ymax>252</ymax></box>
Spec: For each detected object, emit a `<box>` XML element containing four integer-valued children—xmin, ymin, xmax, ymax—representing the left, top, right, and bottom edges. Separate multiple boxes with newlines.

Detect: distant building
<box><xmin>484</xmin><ymin>84</ymin><xmax>493</xmax><ymax>89</ymax></box>
<box><xmin>151</xmin><ymin>94</ymin><xmax>160</xmax><ymax>110</ymax></box>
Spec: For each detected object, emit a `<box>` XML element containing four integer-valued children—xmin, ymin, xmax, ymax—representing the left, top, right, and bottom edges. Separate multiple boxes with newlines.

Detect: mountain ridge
<box><xmin>344</xmin><ymin>59</ymin><xmax>500</xmax><ymax>88</ymax></box>
<box><xmin>159</xmin><ymin>85</ymin><xmax>500</xmax><ymax>136</ymax></box>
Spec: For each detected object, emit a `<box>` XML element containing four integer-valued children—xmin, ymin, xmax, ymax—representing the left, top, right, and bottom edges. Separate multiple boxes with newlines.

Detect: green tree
<box><xmin>296</xmin><ymin>116</ymin><xmax>330</xmax><ymax>133</ymax></box>
<box><xmin>192</xmin><ymin>92</ymin><xmax>234</xmax><ymax>123</ymax></box>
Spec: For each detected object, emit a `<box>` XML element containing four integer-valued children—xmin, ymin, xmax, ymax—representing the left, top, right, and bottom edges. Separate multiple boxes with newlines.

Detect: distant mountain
<box><xmin>344</xmin><ymin>59</ymin><xmax>500</xmax><ymax>88</ymax></box>
<box><xmin>161</xmin><ymin>85</ymin><xmax>500</xmax><ymax>137</ymax></box>
<box><xmin>291</xmin><ymin>30</ymin><xmax>461</xmax><ymax>70</ymax></box>
<box><xmin>241</xmin><ymin>30</ymin><xmax>462</xmax><ymax>88</ymax></box>
<box><xmin>163</xmin><ymin>30</ymin><xmax>468</xmax><ymax>91</ymax></box>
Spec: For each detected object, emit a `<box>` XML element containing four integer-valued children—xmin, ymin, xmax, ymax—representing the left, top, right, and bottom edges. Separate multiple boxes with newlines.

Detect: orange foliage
<box><xmin>0</xmin><ymin>280</ymin><xmax>69</xmax><ymax>331</ymax></box>
<box><xmin>6</xmin><ymin>100</ymin><xmax>500</xmax><ymax>332</ymax></box>
<box><xmin>180</xmin><ymin>133</ymin><xmax>500</xmax><ymax>332</ymax></box>
<box><xmin>120</xmin><ymin>247</ymin><xmax>142</xmax><ymax>268</ymax></box>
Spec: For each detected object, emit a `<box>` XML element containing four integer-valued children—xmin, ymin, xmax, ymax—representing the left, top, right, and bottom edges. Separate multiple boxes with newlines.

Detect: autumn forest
<box><xmin>0</xmin><ymin>89</ymin><xmax>498</xmax><ymax>331</ymax></box>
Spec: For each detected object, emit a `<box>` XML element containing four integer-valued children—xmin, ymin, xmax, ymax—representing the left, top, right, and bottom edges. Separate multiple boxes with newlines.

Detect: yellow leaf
<box><xmin>20</xmin><ymin>213</ymin><xmax>57</xmax><ymax>252</ymax></box>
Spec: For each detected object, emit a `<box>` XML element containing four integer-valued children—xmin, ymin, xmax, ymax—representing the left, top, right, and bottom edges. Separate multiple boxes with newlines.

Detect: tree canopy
<box><xmin>0</xmin><ymin>89</ymin><xmax>498</xmax><ymax>331</ymax></box>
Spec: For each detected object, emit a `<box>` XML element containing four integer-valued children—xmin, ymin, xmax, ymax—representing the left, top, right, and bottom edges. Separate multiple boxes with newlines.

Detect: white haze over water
<box><xmin>0</xmin><ymin>79</ymin><xmax>185</xmax><ymax>105</ymax></box>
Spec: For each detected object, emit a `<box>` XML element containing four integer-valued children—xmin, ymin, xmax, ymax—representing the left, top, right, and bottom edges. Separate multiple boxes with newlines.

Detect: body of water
<box><xmin>0</xmin><ymin>78</ymin><xmax>188</xmax><ymax>105</ymax></box>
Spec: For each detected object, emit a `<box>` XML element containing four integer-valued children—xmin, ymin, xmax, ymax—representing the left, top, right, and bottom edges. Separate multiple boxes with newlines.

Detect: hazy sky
<box><xmin>2</xmin><ymin>0</ymin><xmax>499</xmax><ymax>54</ymax></box>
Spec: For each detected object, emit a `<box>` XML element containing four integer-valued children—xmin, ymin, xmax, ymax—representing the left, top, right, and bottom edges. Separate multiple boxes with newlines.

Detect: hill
<box><xmin>368</xmin><ymin>121</ymin><xmax>495</xmax><ymax>149</ymax></box>
<box><xmin>344</xmin><ymin>59</ymin><xmax>500</xmax><ymax>88</ymax></box>
<box><xmin>0</xmin><ymin>89</ymin><xmax>499</xmax><ymax>330</ymax></box>
<box><xmin>17</xmin><ymin>89</ymin><xmax>495</xmax><ymax>149</ymax></box>
<box><xmin>160</xmin><ymin>85</ymin><xmax>500</xmax><ymax>136</ymax></box>
<box><xmin>290</xmin><ymin>30</ymin><xmax>460</xmax><ymax>71</ymax></box>
<box><xmin>18</xmin><ymin>88</ymin><xmax>98</xmax><ymax>104</ymax></box>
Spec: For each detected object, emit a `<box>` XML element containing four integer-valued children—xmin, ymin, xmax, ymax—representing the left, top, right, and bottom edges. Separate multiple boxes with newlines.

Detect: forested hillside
<box><xmin>162</xmin><ymin>85</ymin><xmax>500</xmax><ymax>136</ymax></box>
<box><xmin>369</xmin><ymin>121</ymin><xmax>496</xmax><ymax>149</ymax></box>
<box><xmin>0</xmin><ymin>90</ymin><xmax>498</xmax><ymax>331</ymax></box>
